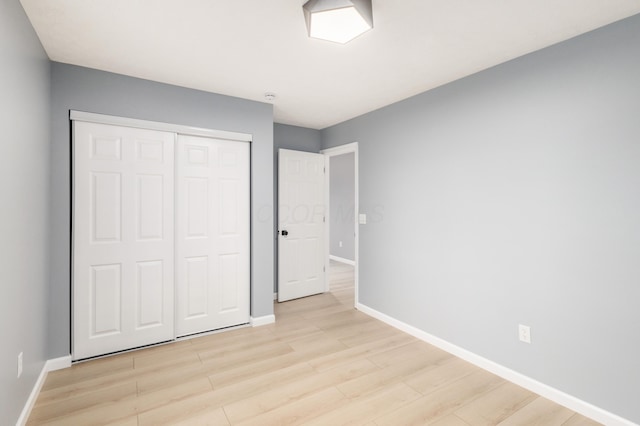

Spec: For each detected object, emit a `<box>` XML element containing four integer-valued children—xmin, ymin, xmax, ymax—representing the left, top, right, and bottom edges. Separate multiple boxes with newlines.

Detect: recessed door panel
<box><xmin>306</xmin><ymin>236</ymin><xmax>322</xmax><ymax>278</ymax></box>
<box><xmin>220</xmin><ymin>254</ymin><xmax>239</xmax><ymax>311</ymax></box>
<box><xmin>91</xmin><ymin>264</ymin><xmax>121</xmax><ymax>336</ymax></box>
<box><xmin>220</xmin><ymin>179</ymin><xmax>238</xmax><ymax>234</ymax></box>
<box><xmin>137</xmin><ymin>175</ymin><xmax>164</xmax><ymax>240</ymax></box>
<box><xmin>136</xmin><ymin>139</ymin><xmax>164</xmax><ymax>163</ymax></box>
<box><xmin>186</xmin><ymin>145</ymin><xmax>208</xmax><ymax>166</ymax></box>
<box><xmin>91</xmin><ymin>136</ymin><xmax>121</xmax><ymax>161</ymax></box>
<box><xmin>91</xmin><ymin>172</ymin><xmax>121</xmax><ymax>243</ymax></box>
<box><xmin>136</xmin><ymin>260</ymin><xmax>164</xmax><ymax>328</ymax></box>
<box><xmin>186</xmin><ymin>256</ymin><xmax>208</xmax><ymax>318</ymax></box>
<box><xmin>186</xmin><ymin>177</ymin><xmax>208</xmax><ymax>238</ymax></box>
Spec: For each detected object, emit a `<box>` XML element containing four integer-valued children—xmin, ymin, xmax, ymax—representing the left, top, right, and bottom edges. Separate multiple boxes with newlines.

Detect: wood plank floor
<box><xmin>29</xmin><ymin>262</ymin><xmax>600</xmax><ymax>425</ymax></box>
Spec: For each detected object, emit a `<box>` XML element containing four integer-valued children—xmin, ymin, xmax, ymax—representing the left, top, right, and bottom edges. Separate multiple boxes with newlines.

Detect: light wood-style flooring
<box><xmin>29</xmin><ymin>262</ymin><xmax>600</xmax><ymax>425</ymax></box>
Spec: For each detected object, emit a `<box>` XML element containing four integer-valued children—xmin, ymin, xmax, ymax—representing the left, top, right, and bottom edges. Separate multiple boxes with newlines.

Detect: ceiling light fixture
<box><xmin>303</xmin><ymin>0</ymin><xmax>373</xmax><ymax>44</ymax></box>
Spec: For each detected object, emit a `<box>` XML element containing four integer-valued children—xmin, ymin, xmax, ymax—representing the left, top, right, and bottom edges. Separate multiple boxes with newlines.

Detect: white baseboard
<box><xmin>356</xmin><ymin>303</ymin><xmax>635</xmax><ymax>426</ymax></box>
<box><xmin>273</xmin><ymin>292</ymin><xmax>278</xmax><ymax>301</ymax></box>
<box><xmin>250</xmin><ymin>314</ymin><xmax>275</xmax><ymax>327</ymax></box>
<box><xmin>17</xmin><ymin>355</ymin><xmax>71</xmax><ymax>426</ymax></box>
<box><xmin>329</xmin><ymin>255</ymin><xmax>355</xmax><ymax>266</ymax></box>
<box><xmin>46</xmin><ymin>355</ymin><xmax>72</xmax><ymax>372</ymax></box>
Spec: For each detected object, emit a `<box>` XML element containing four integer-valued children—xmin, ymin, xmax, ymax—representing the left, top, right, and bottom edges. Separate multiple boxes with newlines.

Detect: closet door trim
<box><xmin>70</xmin><ymin>110</ymin><xmax>252</xmax><ymax>143</ymax></box>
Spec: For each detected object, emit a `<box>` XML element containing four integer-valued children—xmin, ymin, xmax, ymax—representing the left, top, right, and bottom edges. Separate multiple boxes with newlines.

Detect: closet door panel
<box><xmin>176</xmin><ymin>135</ymin><xmax>250</xmax><ymax>336</ymax></box>
<box><xmin>73</xmin><ymin>121</ymin><xmax>175</xmax><ymax>360</ymax></box>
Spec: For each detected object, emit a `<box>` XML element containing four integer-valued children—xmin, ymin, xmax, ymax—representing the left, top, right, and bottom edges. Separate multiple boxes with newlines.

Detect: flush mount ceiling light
<box><xmin>303</xmin><ymin>0</ymin><xmax>373</xmax><ymax>44</ymax></box>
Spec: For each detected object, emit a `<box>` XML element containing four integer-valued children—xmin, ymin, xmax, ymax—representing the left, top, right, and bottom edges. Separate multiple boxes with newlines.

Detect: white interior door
<box><xmin>73</xmin><ymin>121</ymin><xmax>175</xmax><ymax>360</ymax></box>
<box><xmin>278</xmin><ymin>149</ymin><xmax>326</xmax><ymax>302</ymax></box>
<box><xmin>176</xmin><ymin>135</ymin><xmax>250</xmax><ymax>336</ymax></box>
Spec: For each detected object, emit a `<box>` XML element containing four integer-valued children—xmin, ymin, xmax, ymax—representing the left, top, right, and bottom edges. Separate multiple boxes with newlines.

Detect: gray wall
<box><xmin>321</xmin><ymin>14</ymin><xmax>640</xmax><ymax>423</ymax></box>
<box><xmin>0</xmin><ymin>0</ymin><xmax>51</xmax><ymax>422</ymax></box>
<box><xmin>330</xmin><ymin>153</ymin><xmax>355</xmax><ymax>261</ymax></box>
<box><xmin>274</xmin><ymin>123</ymin><xmax>322</xmax><ymax>153</ymax></box>
<box><xmin>50</xmin><ymin>63</ymin><xmax>274</xmax><ymax>357</ymax></box>
<box><xmin>273</xmin><ymin>124</ymin><xmax>322</xmax><ymax>292</ymax></box>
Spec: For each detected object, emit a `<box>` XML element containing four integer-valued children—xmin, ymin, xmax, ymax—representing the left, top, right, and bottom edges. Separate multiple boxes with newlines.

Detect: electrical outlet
<box><xmin>519</xmin><ymin>324</ymin><xmax>531</xmax><ymax>344</ymax></box>
<box><xmin>339</xmin><ymin>241</ymin><xmax>343</xmax><ymax>247</ymax></box>
<box><xmin>17</xmin><ymin>352</ymin><xmax>23</xmax><ymax>378</ymax></box>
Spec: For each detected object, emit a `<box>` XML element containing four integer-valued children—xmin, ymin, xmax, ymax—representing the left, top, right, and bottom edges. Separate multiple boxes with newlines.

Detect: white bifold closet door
<box><xmin>73</xmin><ymin>121</ymin><xmax>175</xmax><ymax>360</ymax></box>
<box><xmin>176</xmin><ymin>135</ymin><xmax>250</xmax><ymax>337</ymax></box>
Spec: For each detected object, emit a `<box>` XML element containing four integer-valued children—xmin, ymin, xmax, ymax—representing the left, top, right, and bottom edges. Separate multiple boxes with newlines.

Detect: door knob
<box><xmin>281</xmin><ymin>230</ymin><xmax>288</xmax><ymax>236</ymax></box>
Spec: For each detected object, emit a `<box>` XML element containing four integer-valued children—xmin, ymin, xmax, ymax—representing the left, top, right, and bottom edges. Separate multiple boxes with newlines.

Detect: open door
<box><xmin>278</xmin><ymin>149</ymin><xmax>326</xmax><ymax>302</ymax></box>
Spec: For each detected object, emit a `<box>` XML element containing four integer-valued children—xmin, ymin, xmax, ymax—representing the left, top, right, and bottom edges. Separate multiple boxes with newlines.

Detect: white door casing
<box><xmin>176</xmin><ymin>135</ymin><xmax>250</xmax><ymax>336</ymax></box>
<box><xmin>278</xmin><ymin>149</ymin><xmax>326</xmax><ymax>302</ymax></box>
<box><xmin>73</xmin><ymin>121</ymin><xmax>175</xmax><ymax>360</ymax></box>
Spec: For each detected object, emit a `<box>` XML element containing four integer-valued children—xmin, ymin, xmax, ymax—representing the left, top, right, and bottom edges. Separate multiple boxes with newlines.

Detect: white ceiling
<box><xmin>20</xmin><ymin>0</ymin><xmax>640</xmax><ymax>130</ymax></box>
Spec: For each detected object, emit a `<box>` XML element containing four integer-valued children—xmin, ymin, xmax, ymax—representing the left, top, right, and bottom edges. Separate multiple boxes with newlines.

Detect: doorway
<box><xmin>322</xmin><ymin>143</ymin><xmax>359</xmax><ymax>307</ymax></box>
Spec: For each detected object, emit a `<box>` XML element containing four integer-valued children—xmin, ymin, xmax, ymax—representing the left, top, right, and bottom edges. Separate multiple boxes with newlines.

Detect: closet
<box><xmin>72</xmin><ymin>115</ymin><xmax>250</xmax><ymax>360</ymax></box>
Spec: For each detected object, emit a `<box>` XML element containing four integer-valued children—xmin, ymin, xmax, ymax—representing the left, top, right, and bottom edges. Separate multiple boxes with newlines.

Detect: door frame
<box><xmin>320</xmin><ymin>142</ymin><xmax>359</xmax><ymax>307</ymax></box>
